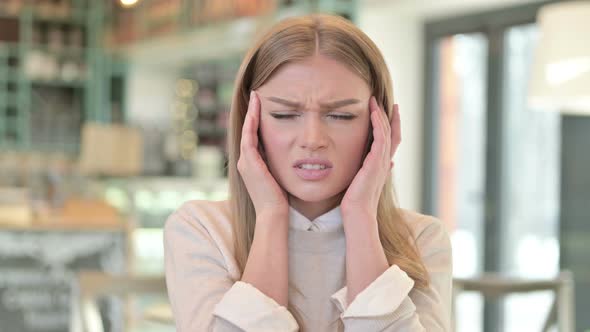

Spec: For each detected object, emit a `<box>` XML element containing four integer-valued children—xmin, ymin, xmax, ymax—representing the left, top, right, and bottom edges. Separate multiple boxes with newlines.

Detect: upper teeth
<box><xmin>299</xmin><ymin>164</ymin><xmax>327</xmax><ymax>170</ymax></box>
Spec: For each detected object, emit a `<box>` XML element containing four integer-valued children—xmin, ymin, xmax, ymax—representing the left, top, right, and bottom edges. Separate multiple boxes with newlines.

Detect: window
<box><xmin>423</xmin><ymin>2</ymin><xmax>561</xmax><ymax>331</ymax></box>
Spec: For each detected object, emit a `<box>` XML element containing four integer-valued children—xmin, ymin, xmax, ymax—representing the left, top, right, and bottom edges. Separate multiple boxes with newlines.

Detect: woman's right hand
<box><xmin>237</xmin><ymin>90</ymin><xmax>289</xmax><ymax>218</ymax></box>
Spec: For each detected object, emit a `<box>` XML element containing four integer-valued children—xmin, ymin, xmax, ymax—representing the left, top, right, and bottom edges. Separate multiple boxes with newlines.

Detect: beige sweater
<box><xmin>164</xmin><ymin>199</ymin><xmax>452</xmax><ymax>331</ymax></box>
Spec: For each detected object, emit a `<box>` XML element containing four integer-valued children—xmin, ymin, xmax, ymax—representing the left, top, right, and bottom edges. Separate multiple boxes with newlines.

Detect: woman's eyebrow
<box><xmin>267</xmin><ymin>96</ymin><xmax>361</xmax><ymax>109</ymax></box>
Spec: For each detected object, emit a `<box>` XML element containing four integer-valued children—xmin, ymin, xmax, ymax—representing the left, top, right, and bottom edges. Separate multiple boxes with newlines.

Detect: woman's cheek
<box><xmin>261</xmin><ymin>126</ymin><xmax>290</xmax><ymax>163</ymax></box>
<box><xmin>259</xmin><ymin>119</ymin><xmax>280</xmax><ymax>148</ymax></box>
<box><xmin>335</xmin><ymin>131</ymin><xmax>369</xmax><ymax>170</ymax></box>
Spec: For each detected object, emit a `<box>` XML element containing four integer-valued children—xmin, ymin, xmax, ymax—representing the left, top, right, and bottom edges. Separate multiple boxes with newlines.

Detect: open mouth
<box><xmin>296</xmin><ymin>164</ymin><xmax>329</xmax><ymax>170</ymax></box>
<box><xmin>293</xmin><ymin>165</ymin><xmax>332</xmax><ymax>180</ymax></box>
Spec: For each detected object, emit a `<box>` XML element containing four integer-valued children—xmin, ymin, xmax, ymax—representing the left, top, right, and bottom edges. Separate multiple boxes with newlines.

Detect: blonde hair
<box><xmin>226</xmin><ymin>13</ymin><xmax>429</xmax><ymax>317</ymax></box>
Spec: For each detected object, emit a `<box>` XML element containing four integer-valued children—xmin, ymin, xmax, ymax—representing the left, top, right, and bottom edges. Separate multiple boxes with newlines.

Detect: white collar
<box><xmin>288</xmin><ymin>205</ymin><xmax>343</xmax><ymax>232</ymax></box>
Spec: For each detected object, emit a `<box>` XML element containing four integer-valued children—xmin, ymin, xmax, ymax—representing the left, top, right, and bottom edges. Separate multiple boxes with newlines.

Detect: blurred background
<box><xmin>0</xmin><ymin>0</ymin><xmax>588</xmax><ymax>331</ymax></box>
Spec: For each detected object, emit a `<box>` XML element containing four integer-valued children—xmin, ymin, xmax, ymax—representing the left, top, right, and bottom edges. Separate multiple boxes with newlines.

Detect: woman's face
<box><xmin>256</xmin><ymin>54</ymin><xmax>372</xmax><ymax>217</ymax></box>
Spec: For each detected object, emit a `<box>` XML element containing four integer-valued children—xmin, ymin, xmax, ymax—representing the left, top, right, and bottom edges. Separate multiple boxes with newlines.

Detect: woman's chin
<box><xmin>286</xmin><ymin>186</ymin><xmax>342</xmax><ymax>204</ymax></box>
<box><xmin>279</xmin><ymin>175</ymin><xmax>348</xmax><ymax>204</ymax></box>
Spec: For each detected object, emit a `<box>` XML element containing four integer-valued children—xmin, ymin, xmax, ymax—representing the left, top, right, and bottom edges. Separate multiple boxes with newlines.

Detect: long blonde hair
<box><xmin>227</xmin><ymin>14</ymin><xmax>429</xmax><ymax>297</ymax></box>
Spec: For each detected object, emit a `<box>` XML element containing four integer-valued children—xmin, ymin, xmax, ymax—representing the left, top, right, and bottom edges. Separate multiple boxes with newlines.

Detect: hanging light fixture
<box><xmin>528</xmin><ymin>1</ymin><xmax>590</xmax><ymax>115</ymax></box>
<box><xmin>120</xmin><ymin>0</ymin><xmax>140</xmax><ymax>8</ymax></box>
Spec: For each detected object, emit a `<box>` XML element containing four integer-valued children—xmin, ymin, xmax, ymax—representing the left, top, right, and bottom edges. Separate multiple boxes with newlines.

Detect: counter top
<box><xmin>0</xmin><ymin>197</ymin><xmax>128</xmax><ymax>231</ymax></box>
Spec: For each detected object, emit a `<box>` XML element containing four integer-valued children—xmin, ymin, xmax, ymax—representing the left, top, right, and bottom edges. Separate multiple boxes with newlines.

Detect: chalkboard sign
<box><xmin>0</xmin><ymin>230</ymin><xmax>127</xmax><ymax>332</ymax></box>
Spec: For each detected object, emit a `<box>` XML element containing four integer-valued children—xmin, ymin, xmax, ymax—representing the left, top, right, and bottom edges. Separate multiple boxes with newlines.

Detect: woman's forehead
<box><xmin>266</xmin><ymin>55</ymin><xmax>366</xmax><ymax>84</ymax></box>
<box><xmin>259</xmin><ymin>58</ymin><xmax>370</xmax><ymax>101</ymax></box>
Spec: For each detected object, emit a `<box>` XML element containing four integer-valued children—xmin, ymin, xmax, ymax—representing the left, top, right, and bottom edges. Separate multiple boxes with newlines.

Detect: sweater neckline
<box><xmin>288</xmin><ymin>204</ymin><xmax>344</xmax><ymax>233</ymax></box>
<box><xmin>288</xmin><ymin>226</ymin><xmax>346</xmax><ymax>253</ymax></box>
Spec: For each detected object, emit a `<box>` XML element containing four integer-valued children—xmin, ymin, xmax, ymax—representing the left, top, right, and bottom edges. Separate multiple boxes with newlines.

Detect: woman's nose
<box><xmin>300</xmin><ymin>116</ymin><xmax>328</xmax><ymax>151</ymax></box>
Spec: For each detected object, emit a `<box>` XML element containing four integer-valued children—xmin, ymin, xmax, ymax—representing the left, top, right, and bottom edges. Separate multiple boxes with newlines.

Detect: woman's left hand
<box><xmin>340</xmin><ymin>96</ymin><xmax>401</xmax><ymax>223</ymax></box>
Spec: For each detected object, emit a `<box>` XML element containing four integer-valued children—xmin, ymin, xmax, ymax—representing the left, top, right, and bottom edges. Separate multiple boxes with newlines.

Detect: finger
<box><xmin>371</xmin><ymin>97</ymin><xmax>389</xmax><ymax>161</ymax></box>
<box><xmin>368</xmin><ymin>97</ymin><xmax>381</xmax><ymax>149</ymax></box>
<box><xmin>380</xmin><ymin>100</ymin><xmax>392</xmax><ymax>150</ymax></box>
<box><xmin>371</xmin><ymin>97</ymin><xmax>385</xmax><ymax>155</ymax></box>
<box><xmin>252</xmin><ymin>92</ymin><xmax>267</xmax><ymax>160</ymax></box>
<box><xmin>381</xmin><ymin>102</ymin><xmax>392</xmax><ymax>162</ymax></box>
<box><xmin>241</xmin><ymin>91</ymin><xmax>259</xmax><ymax>155</ymax></box>
<box><xmin>390</xmin><ymin>103</ymin><xmax>401</xmax><ymax>158</ymax></box>
<box><xmin>251</xmin><ymin>91</ymin><xmax>261</xmax><ymax>149</ymax></box>
<box><xmin>240</xmin><ymin>92</ymin><xmax>254</xmax><ymax>154</ymax></box>
<box><xmin>369</xmin><ymin>96</ymin><xmax>387</xmax><ymax>163</ymax></box>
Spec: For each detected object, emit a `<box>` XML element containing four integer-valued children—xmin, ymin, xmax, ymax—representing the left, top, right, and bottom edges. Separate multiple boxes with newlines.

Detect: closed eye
<box><xmin>328</xmin><ymin>114</ymin><xmax>356</xmax><ymax>120</ymax></box>
<box><xmin>270</xmin><ymin>114</ymin><xmax>299</xmax><ymax>119</ymax></box>
<box><xmin>270</xmin><ymin>113</ymin><xmax>356</xmax><ymax>120</ymax></box>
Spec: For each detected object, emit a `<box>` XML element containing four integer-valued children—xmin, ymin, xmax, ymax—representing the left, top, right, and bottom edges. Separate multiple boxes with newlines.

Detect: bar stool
<box><xmin>452</xmin><ymin>270</ymin><xmax>575</xmax><ymax>331</ymax></box>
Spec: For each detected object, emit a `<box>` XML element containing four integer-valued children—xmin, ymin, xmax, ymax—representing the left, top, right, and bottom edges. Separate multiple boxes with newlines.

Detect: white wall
<box><xmin>358</xmin><ymin>0</ymin><xmax>544</xmax><ymax>211</ymax></box>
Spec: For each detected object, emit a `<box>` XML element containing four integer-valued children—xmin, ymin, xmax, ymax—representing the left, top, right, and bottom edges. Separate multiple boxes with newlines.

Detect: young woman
<box><xmin>164</xmin><ymin>14</ymin><xmax>452</xmax><ymax>332</ymax></box>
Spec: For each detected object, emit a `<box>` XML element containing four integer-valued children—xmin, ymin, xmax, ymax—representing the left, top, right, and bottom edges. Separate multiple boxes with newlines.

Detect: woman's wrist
<box><xmin>255</xmin><ymin>209</ymin><xmax>289</xmax><ymax>229</ymax></box>
<box><xmin>342</xmin><ymin>211</ymin><xmax>380</xmax><ymax>240</ymax></box>
<box><xmin>243</xmin><ymin>210</ymin><xmax>290</xmax><ymax>307</ymax></box>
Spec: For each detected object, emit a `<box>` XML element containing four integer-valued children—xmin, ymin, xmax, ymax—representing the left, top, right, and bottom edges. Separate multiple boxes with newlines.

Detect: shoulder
<box><xmin>167</xmin><ymin>200</ymin><xmax>230</xmax><ymax>226</ymax></box>
<box><xmin>398</xmin><ymin>208</ymin><xmax>452</xmax><ymax>257</ymax></box>
<box><xmin>164</xmin><ymin>199</ymin><xmax>241</xmax><ymax>278</ymax></box>
<box><xmin>164</xmin><ymin>199</ymin><xmax>234</xmax><ymax>253</ymax></box>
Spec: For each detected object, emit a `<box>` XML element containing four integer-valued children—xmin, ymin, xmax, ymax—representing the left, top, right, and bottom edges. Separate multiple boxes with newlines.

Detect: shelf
<box><xmin>30</xmin><ymin>45</ymin><xmax>86</xmax><ymax>57</ymax></box>
<box><xmin>0</xmin><ymin>2</ymin><xmax>116</xmax><ymax>162</ymax></box>
<box><xmin>30</xmin><ymin>79</ymin><xmax>85</xmax><ymax>88</ymax></box>
<box><xmin>31</xmin><ymin>11</ymin><xmax>87</xmax><ymax>25</ymax></box>
<box><xmin>0</xmin><ymin>9</ymin><xmax>87</xmax><ymax>25</ymax></box>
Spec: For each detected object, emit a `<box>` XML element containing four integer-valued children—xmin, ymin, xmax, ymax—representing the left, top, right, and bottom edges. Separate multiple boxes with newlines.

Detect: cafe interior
<box><xmin>0</xmin><ymin>0</ymin><xmax>588</xmax><ymax>331</ymax></box>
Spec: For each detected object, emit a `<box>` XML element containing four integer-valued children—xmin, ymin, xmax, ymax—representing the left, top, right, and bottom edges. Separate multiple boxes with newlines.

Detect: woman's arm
<box><xmin>240</xmin><ymin>210</ymin><xmax>290</xmax><ymax>307</ymax></box>
<box><xmin>342</xmin><ymin>212</ymin><xmax>389</xmax><ymax>305</ymax></box>
<box><xmin>331</xmin><ymin>216</ymin><xmax>453</xmax><ymax>331</ymax></box>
